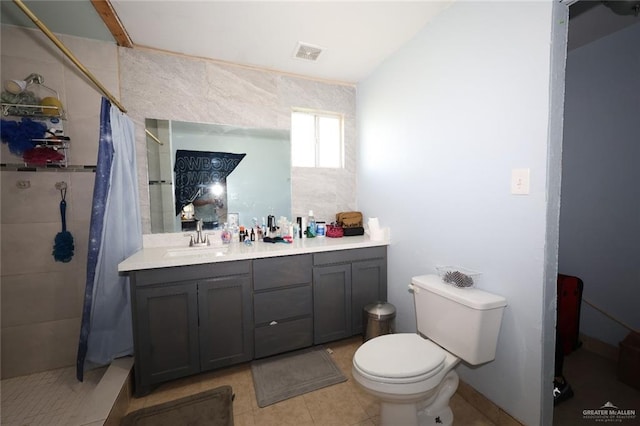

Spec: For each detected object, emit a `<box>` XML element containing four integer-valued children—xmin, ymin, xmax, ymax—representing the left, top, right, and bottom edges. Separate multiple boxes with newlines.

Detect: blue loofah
<box><xmin>0</xmin><ymin>118</ymin><xmax>47</xmax><ymax>155</ymax></box>
<box><xmin>53</xmin><ymin>228</ymin><xmax>74</xmax><ymax>263</ymax></box>
<box><xmin>53</xmin><ymin>192</ymin><xmax>74</xmax><ymax>263</ymax></box>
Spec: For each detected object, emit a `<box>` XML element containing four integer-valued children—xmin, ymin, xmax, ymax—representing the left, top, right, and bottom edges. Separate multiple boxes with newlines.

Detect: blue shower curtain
<box><xmin>77</xmin><ymin>98</ymin><xmax>142</xmax><ymax>381</ymax></box>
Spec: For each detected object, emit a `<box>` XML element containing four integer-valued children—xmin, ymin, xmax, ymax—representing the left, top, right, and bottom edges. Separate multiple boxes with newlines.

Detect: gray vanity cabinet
<box><xmin>313</xmin><ymin>247</ymin><xmax>387</xmax><ymax>344</ymax></box>
<box><xmin>253</xmin><ymin>254</ymin><xmax>313</xmax><ymax>358</ymax></box>
<box><xmin>128</xmin><ymin>245</ymin><xmax>387</xmax><ymax>396</ymax></box>
<box><xmin>130</xmin><ymin>261</ymin><xmax>252</xmax><ymax>396</ymax></box>
<box><xmin>198</xmin><ymin>273</ymin><xmax>253</xmax><ymax>370</ymax></box>
<box><xmin>351</xmin><ymin>256</ymin><xmax>388</xmax><ymax>334</ymax></box>
<box><xmin>133</xmin><ymin>282</ymin><xmax>200</xmax><ymax>395</ymax></box>
<box><xmin>313</xmin><ymin>263</ymin><xmax>352</xmax><ymax>343</ymax></box>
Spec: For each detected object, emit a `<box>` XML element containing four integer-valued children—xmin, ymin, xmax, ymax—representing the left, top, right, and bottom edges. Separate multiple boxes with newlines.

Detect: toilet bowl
<box><xmin>353</xmin><ymin>333</ymin><xmax>460</xmax><ymax>426</ymax></box>
<box><xmin>352</xmin><ymin>274</ymin><xmax>507</xmax><ymax>426</ymax></box>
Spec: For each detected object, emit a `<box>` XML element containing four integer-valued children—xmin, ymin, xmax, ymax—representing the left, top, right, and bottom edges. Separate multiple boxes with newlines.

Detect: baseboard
<box><xmin>578</xmin><ymin>333</ymin><xmax>619</xmax><ymax>362</ymax></box>
<box><xmin>456</xmin><ymin>380</ymin><xmax>523</xmax><ymax>426</ymax></box>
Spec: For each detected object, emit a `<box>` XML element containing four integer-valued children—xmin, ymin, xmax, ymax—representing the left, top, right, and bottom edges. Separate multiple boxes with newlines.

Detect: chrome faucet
<box><xmin>190</xmin><ymin>220</ymin><xmax>210</xmax><ymax>247</ymax></box>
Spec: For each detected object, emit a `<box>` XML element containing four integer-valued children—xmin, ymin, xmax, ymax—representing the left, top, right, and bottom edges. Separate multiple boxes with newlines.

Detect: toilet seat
<box><xmin>353</xmin><ymin>333</ymin><xmax>447</xmax><ymax>384</ymax></box>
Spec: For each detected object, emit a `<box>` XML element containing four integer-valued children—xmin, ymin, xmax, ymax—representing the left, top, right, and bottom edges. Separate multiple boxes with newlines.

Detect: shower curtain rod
<box><xmin>144</xmin><ymin>128</ymin><xmax>164</xmax><ymax>146</ymax></box>
<box><xmin>12</xmin><ymin>0</ymin><xmax>128</xmax><ymax>114</ymax></box>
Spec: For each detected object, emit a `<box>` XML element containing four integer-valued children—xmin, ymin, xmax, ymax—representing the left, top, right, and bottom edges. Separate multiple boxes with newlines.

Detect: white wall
<box><xmin>559</xmin><ymin>22</ymin><xmax>640</xmax><ymax>347</ymax></box>
<box><xmin>356</xmin><ymin>2</ymin><xmax>563</xmax><ymax>425</ymax></box>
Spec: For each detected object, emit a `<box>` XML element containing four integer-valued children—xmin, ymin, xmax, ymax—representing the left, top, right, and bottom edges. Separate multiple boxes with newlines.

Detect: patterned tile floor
<box><xmin>5</xmin><ymin>337</ymin><xmax>633</xmax><ymax>425</ymax></box>
<box><xmin>125</xmin><ymin>336</ymin><xmax>497</xmax><ymax>426</ymax></box>
<box><xmin>0</xmin><ymin>366</ymin><xmax>106</xmax><ymax>426</ymax></box>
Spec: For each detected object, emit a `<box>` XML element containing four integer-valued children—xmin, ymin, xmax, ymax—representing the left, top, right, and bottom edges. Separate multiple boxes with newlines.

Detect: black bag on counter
<box><xmin>343</xmin><ymin>226</ymin><xmax>364</xmax><ymax>236</ymax></box>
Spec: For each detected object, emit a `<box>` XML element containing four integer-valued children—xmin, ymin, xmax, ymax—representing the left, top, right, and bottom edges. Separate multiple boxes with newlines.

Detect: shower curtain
<box><xmin>76</xmin><ymin>98</ymin><xmax>142</xmax><ymax>381</ymax></box>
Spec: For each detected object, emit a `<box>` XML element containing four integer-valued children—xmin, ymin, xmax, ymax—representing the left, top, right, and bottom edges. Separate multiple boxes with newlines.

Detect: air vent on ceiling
<box><xmin>293</xmin><ymin>42</ymin><xmax>323</xmax><ymax>62</ymax></box>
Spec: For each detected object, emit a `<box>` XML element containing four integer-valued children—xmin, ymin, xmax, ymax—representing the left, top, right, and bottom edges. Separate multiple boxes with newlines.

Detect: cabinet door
<box><xmin>134</xmin><ymin>282</ymin><xmax>199</xmax><ymax>395</ymax></box>
<box><xmin>313</xmin><ymin>264</ymin><xmax>351</xmax><ymax>344</ymax></box>
<box><xmin>199</xmin><ymin>275</ymin><xmax>253</xmax><ymax>371</ymax></box>
<box><xmin>351</xmin><ymin>258</ymin><xmax>388</xmax><ymax>335</ymax></box>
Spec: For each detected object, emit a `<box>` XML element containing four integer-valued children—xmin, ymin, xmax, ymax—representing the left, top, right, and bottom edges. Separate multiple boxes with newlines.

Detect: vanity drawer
<box><xmin>313</xmin><ymin>246</ymin><xmax>386</xmax><ymax>266</ymax></box>
<box><xmin>254</xmin><ymin>317</ymin><xmax>313</xmax><ymax>358</ymax></box>
<box><xmin>254</xmin><ymin>285</ymin><xmax>312</xmax><ymax>325</ymax></box>
<box><xmin>253</xmin><ymin>254</ymin><xmax>312</xmax><ymax>290</ymax></box>
<box><xmin>134</xmin><ymin>261</ymin><xmax>251</xmax><ymax>287</ymax></box>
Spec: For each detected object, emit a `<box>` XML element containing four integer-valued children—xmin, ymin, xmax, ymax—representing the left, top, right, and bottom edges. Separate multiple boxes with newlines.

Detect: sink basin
<box><xmin>164</xmin><ymin>246</ymin><xmax>228</xmax><ymax>258</ymax></box>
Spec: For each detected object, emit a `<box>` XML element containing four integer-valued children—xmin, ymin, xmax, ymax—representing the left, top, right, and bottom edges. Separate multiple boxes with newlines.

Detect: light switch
<box><xmin>511</xmin><ymin>168</ymin><xmax>530</xmax><ymax>195</ymax></box>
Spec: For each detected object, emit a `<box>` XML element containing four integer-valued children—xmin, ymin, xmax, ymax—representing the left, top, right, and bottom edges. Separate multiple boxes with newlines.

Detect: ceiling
<box><xmin>1</xmin><ymin>0</ymin><xmax>452</xmax><ymax>84</ymax></box>
<box><xmin>1</xmin><ymin>1</ymin><xmax>639</xmax><ymax>83</ymax></box>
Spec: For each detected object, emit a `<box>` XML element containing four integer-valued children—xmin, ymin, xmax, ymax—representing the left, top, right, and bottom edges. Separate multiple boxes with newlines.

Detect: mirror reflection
<box><xmin>146</xmin><ymin>119</ymin><xmax>291</xmax><ymax>233</ymax></box>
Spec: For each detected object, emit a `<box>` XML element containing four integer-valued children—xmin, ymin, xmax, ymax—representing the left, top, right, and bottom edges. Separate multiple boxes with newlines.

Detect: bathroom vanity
<box><xmin>119</xmin><ymin>235</ymin><xmax>388</xmax><ymax>396</ymax></box>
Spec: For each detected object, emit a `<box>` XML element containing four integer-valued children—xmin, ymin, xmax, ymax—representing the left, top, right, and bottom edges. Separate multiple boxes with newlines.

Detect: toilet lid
<box><xmin>354</xmin><ymin>334</ymin><xmax>446</xmax><ymax>381</ymax></box>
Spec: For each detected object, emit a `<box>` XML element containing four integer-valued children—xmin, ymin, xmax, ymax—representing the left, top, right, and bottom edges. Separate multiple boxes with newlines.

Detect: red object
<box><xmin>557</xmin><ymin>274</ymin><xmax>584</xmax><ymax>355</ymax></box>
<box><xmin>326</xmin><ymin>224</ymin><xmax>344</xmax><ymax>238</ymax></box>
<box><xmin>23</xmin><ymin>147</ymin><xmax>65</xmax><ymax>165</ymax></box>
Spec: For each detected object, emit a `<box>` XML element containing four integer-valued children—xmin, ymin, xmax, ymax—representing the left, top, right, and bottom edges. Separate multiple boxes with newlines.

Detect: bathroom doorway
<box><xmin>554</xmin><ymin>1</ymin><xmax>640</xmax><ymax>422</ymax></box>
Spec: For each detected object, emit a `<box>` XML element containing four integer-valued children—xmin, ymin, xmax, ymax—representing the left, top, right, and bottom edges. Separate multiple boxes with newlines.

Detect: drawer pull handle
<box><xmin>269</xmin><ymin>321</ymin><xmax>278</xmax><ymax>326</ymax></box>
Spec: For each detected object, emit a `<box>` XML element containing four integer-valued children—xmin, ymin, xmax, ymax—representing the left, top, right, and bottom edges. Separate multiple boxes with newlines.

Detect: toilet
<box><xmin>352</xmin><ymin>274</ymin><xmax>507</xmax><ymax>426</ymax></box>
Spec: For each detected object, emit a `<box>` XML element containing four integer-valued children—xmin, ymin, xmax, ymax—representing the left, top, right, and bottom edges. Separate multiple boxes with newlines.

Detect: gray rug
<box><xmin>251</xmin><ymin>346</ymin><xmax>347</xmax><ymax>407</ymax></box>
<box><xmin>121</xmin><ymin>385</ymin><xmax>233</xmax><ymax>426</ymax></box>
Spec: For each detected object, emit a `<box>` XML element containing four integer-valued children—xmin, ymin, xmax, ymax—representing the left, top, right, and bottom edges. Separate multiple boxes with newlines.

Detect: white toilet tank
<box><xmin>411</xmin><ymin>274</ymin><xmax>507</xmax><ymax>365</ymax></box>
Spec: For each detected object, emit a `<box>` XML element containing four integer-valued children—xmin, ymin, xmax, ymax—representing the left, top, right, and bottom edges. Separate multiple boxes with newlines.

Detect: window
<box><xmin>291</xmin><ymin>110</ymin><xmax>343</xmax><ymax>168</ymax></box>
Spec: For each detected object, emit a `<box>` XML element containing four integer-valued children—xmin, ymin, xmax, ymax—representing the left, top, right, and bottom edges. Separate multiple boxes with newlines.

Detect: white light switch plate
<box><xmin>511</xmin><ymin>168</ymin><xmax>530</xmax><ymax>195</ymax></box>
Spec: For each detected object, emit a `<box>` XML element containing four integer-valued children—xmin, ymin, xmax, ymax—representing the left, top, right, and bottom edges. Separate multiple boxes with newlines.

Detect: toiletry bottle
<box><xmin>307</xmin><ymin>210</ymin><xmax>316</xmax><ymax>238</ymax></box>
<box><xmin>296</xmin><ymin>217</ymin><xmax>303</xmax><ymax>238</ymax></box>
<box><xmin>250</xmin><ymin>227</ymin><xmax>255</xmax><ymax>241</ymax></box>
<box><xmin>231</xmin><ymin>223</ymin><xmax>239</xmax><ymax>243</ymax></box>
<box><xmin>221</xmin><ymin>223</ymin><xmax>231</xmax><ymax>244</ymax></box>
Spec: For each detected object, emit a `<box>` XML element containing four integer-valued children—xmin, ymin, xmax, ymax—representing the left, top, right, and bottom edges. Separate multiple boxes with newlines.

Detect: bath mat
<box><xmin>121</xmin><ymin>385</ymin><xmax>233</xmax><ymax>426</ymax></box>
<box><xmin>251</xmin><ymin>346</ymin><xmax>347</xmax><ymax>407</ymax></box>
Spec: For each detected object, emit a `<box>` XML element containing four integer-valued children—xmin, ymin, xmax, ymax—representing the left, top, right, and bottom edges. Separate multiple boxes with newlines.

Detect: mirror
<box><xmin>146</xmin><ymin>119</ymin><xmax>291</xmax><ymax>233</ymax></box>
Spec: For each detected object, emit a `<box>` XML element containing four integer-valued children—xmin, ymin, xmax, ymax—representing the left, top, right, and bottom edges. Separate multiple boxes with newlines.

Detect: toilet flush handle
<box><xmin>408</xmin><ymin>284</ymin><xmax>420</xmax><ymax>293</ymax></box>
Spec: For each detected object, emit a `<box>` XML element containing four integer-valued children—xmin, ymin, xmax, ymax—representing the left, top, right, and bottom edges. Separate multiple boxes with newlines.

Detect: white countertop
<box><xmin>118</xmin><ymin>233</ymin><xmax>390</xmax><ymax>272</ymax></box>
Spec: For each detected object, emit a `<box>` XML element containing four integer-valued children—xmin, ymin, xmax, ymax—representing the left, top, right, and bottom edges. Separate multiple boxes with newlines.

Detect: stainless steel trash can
<box><xmin>363</xmin><ymin>302</ymin><xmax>396</xmax><ymax>342</ymax></box>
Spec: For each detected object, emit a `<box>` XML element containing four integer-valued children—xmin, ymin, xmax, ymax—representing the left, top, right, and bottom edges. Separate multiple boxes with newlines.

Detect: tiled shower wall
<box><xmin>0</xmin><ymin>25</ymin><xmax>119</xmax><ymax>378</ymax></box>
<box><xmin>2</xmin><ymin>25</ymin><xmax>357</xmax><ymax>378</ymax></box>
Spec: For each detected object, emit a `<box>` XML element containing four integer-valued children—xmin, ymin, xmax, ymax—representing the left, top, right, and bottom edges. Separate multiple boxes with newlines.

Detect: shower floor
<box><xmin>0</xmin><ymin>359</ymin><xmax>131</xmax><ymax>426</ymax></box>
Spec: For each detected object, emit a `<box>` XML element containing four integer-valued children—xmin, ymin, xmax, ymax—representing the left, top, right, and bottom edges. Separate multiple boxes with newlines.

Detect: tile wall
<box><xmin>118</xmin><ymin>47</ymin><xmax>358</xmax><ymax>233</ymax></box>
<box><xmin>0</xmin><ymin>25</ymin><xmax>119</xmax><ymax>378</ymax></box>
